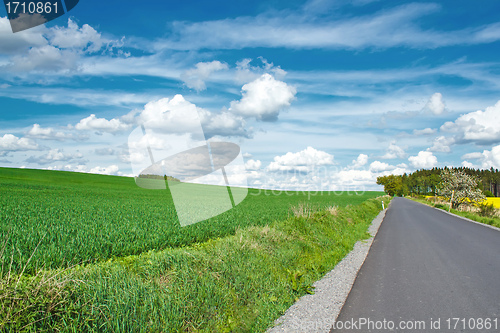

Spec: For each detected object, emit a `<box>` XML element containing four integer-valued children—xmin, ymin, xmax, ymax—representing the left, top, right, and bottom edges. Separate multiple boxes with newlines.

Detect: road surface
<box><xmin>331</xmin><ymin>197</ymin><xmax>500</xmax><ymax>332</ymax></box>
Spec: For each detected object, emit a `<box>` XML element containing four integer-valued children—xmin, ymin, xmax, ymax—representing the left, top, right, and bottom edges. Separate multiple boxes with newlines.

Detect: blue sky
<box><xmin>1</xmin><ymin>0</ymin><xmax>500</xmax><ymax>191</ymax></box>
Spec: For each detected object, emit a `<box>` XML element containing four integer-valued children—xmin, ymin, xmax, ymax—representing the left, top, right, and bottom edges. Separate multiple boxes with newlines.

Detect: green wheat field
<box><xmin>0</xmin><ymin>167</ymin><xmax>387</xmax><ymax>332</ymax></box>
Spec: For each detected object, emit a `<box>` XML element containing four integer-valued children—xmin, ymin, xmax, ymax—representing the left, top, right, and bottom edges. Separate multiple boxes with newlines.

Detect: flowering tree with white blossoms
<box><xmin>438</xmin><ymin>168</ymin><xmax>486</xmax><ymax>209</ymax></box>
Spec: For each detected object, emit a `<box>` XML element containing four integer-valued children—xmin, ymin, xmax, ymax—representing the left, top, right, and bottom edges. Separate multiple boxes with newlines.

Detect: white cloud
<box><xmin>26</xmin><ymin>149</ymin><xmax>84</xmax><ymax>165</ymax></box>
<box><xmin>137</xmin><ymin>95</ymin><xmax>248</xmax><ymax>138</ymax></box>
<box><xmin>26</xmin><ymin>124</ymin><xmax>75</xmax><ymax>141</ymax></box>
<box><xmin>45</xmin><ymin>164</ymin><xmax>88</xmax><ymax>173</ymax></box>
<box><xmin>441</xmin><ymin>100</ymin><xmax>500</xmax><ymax>144</ymax></box>
<box><xmin>0</xmin><ymin>17</ymin><xmax>47</xmax><ymax>54</ymax></box>
<box><xmin>332</xmin><ymin>169</ymin><xmax>374</xmax><ymax>187</ymax></box>
<box><xmin>200</xmin><ymin>111</ymin><xmax>248</xmax><ymax>138</ymax></box>
<box><xmin>424</xmin><ymin>92</ymin><xmax>445</xmax><ymax>115</ymax></box>
<box><xmin>44</xmin><ymin>164</ymin><xmax>126</xmax><ymax>176</ymax></box>
<box><xmin>461</xmin><ymin>145</ymin><xmax>500</xmax><ymax>170</ymax></box>
<box><xmin>461</xmin><ymin>152</ymin><xmax>483</xmax><ymax>160</ymax></box>
<box><xmin>89</xmin><ymin>165</ymin><xmax>120</xmax><ymax>175</ymax></box>
<box><xmin>461</xmin><ymin>161</ymin><xmax>477</xmax><ymax>168</ymax></box>
<box><xmin>48</xmin><ymin>19</ymin><xmax>105</xmax><ymax>53</ymax></box>
<box><xmin>381</xmin><ymin>141</ymin><xmax>406</xmax><ymax>159</ymax></box>
<box><xmin>139</xmin><ymin>95</ymin><xmax>205</xmax><ymax>135</ymax></box>
<box><xmin>413</xmin><ymin>127</ymin><xmax>437</xmax><ymax>136</ymax></box>
<box><xmin>10</xmin><ymin>44</ymin><xmax>79</xmax><ymax>72</ymax></box>
<box><xmin>229</xmin><ymin>74</ymin><xmax>296</xmax><ymax>121</ymax></box>
<box><xmin>234</xmin><ymin>57</ymin><xmax>287</xmax><ymax>84</ymax></box>
<box><xmin>351</xmin><ymin>153</ymin><xmax>368</xmax><ymax>168</ymax></box>
<box><xmin>181</xmin><ymin>60</ymin><xmax>228</xmax><ymax>91</ymax></box>
<box><xmin>154</xmin><ymin>4</ymin><xmax>500</xmax><ymax>51</ymax></box>
<box><xmin>267</xmin><ymin>146</ymin><xmax>334</xmax><ymax>173</ymax></box>
<box><xmin>0</xmin><ymin>87</ymin><xmax>161</xmax><ymax>108</ymax></box>
<box><xmin>75</xmin><ymin>114</ymin><xmax>131</xmax><ymax>133</ymax></box>
<box><xmin>0</xmin><ymin>134</ymin><xmax>39</xmax><ymax>151</ymax></box>
<box><xmin>245</xmin><ymin>159</ymin><xmax>262</xmax><ymax>170</ymax></box>
<box><xmin>408</xmin><ymin>151</ymin><xmax>438</xmax><ymax>169</ymax></box>
<box><xmin>2</xmin><ymin>17</ymin><xmax>121</xmax><ymax>74</ymax></box>
<box><xmin>369</xmin><ymin>160</ymin><xmax>394</xmax><ymax>172</ymax></box>
<box><xmin>427</xmin><ymin>136</ymin><xmax>455</xmax><ymax>153</ymax></box>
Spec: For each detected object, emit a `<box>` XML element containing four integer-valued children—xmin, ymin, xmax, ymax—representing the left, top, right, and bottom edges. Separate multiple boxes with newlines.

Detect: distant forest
<box><xmin>377</xmin><ymin>167</ymin><xmax>500</xmax><ymax>197</ymax></box>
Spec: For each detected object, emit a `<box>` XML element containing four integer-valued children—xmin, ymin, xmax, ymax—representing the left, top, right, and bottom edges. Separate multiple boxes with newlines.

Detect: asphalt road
<box><xmin>331</xmin><ymin>197</ymin><xmax>500</xmax><ymax>332</ymax></box>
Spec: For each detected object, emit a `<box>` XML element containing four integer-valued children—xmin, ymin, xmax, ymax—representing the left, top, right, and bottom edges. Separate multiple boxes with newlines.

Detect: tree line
<box><xmin>376</xmin><ymin>167</ymin><xmax>500</xmax><ymax>197</ymax></box>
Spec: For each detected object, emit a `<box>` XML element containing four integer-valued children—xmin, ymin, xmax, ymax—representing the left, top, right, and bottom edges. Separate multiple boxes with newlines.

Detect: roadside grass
<box><xmin>411</xmin><ymin>196</ymin><xmax>500</xmax><ymax>229</ymax></box>
<box><xmin>0</xmin><ymin>196</ymin><xmax>390</xmax><ymax>332</ymax></box>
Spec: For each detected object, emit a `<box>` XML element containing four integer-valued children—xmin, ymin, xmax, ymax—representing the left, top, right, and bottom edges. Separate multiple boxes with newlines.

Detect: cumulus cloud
<box><xmin>461</xmin><ymin>161</ymin><xmax>476</xmax><ymax>168</ymax></box>
<box><xmin>0</xmin><ymin>16</ymin><xmax>47</xmax><ymax>54</ymax></box>
<box><xmin>427</xmin><ymin>136</ymin><xmax>455</xmax><ymax>153</ymax></box>
<box><xmin>461</xmin><ymin>145</ymin><xmax>500</xmax><ymax>169</ymax></box>
<box><xmin>408</xmin><ymin>151</ymin><xmax>438</xmax><ymax>169</ymax></box>
<box><xmin>229</xmin><ymin>74</ymin><xmax>296</xmax><ymax>121</ymax></box>
<box><xmin>27</xmin><ymin>124</ymin><xmax>75</xmax><ymax>141</ymax></box>
<box><xmin>0</xmin><ymin>134</ymin><xmax>39</xmax><ymax>151</ymax></box>
<box><xmin>369</xmin><ymin>160</ymin><xmax>394</xmax><ymax>172</ymax></box>
<box><xmin>351</xmin><ymin>153</ymin><xmax>368</xmax><ymax>168</ymax></box>
<box><xmin>181</xmin><ymin>61</ymin><xmax>228</xmax><ymax>91</ymax></box>
<box><xmin>245</xmin><ymin>159</ymin><xmax>262</xmax><ymax>170</ymax></box>
<box><xmin>139</xmin><ymin>95</ymin><xmax>206</xmax><ymax>135</ymax></box>
<box><xmin>75</xmin><ymin>114</ymin><xmax>131</xmax><ymax>133</ymax></box>
<box><xmin>47</xmin><ymin>19</ymin><xmax>105</xmax><ymax>53</ymax></box>
<box><xmin>200</xmin><ymin>111</ymin><xmax>248</xmax><ymax>138</ymax></box>
<box><xmin>424</xmin><ymin>92</ymin><xmax>445</xmax><ymax>115</ymax></box>
<box><xmin>381</xmin><ymin>141</ymin><xmax>406</xmax><ymax>159</ymax></box>
<box><xmin>267</xmin><ymin>146</ymin><xmax>334</xmax><ymax>173</ymax></box>
<box><xmin>441</xmin><ymin>100</ymin><xmax>500</xmax><ymax>144</ymax></box>
<box><xmin>331</xmin><ymin>169</ymin><xmax>374</xmax><ymax>187</ymax></box>
<box><xmin>26</xmin><ymin>149</ymin><xmax>84</xmax><ymax>165</ymax></box>
<box><xmin>2</xmin><ymin>17</ymin><xmax>121</xmax><ymax>74</ymax></box>
<box><xmin>138</xmin><ymin>95</ymin><xmax>248</xmax><ymax>138</ymax></box>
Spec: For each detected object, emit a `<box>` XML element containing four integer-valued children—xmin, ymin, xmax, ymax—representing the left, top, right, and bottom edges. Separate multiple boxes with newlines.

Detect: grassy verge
<box><xmin>1</xmin><ymin>196</ymin><xmax>390</xmax><ymax>332</ymax></box>
<box><xmin>410</xmin><ymin>196</ymin><xmax>500</xmax><ymax>229</ymax></box>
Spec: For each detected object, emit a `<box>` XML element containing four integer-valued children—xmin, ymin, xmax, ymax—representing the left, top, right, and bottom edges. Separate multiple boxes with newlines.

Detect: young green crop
<box><xmin>0</xmin><ymin>167</ymin><xmax>383</xmax><ymax>275</ymax></box>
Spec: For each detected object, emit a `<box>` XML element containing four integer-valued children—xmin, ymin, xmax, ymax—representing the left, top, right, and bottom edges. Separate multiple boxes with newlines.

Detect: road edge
<box><xmin>266</xmin><ymin>205</ymin><xmax>390</xmax><ymax>333</ymax></box>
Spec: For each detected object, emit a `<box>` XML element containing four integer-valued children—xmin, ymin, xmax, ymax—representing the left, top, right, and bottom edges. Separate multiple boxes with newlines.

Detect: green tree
<box><xmin>377</xmin><ymin>175</ymin><xmax>403</xmax><ymax>196</ymax></box>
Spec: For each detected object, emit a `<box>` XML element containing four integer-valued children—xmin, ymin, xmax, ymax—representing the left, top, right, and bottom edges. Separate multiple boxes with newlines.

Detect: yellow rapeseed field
<box><xmin>486</xmin><ymin>197</ymin><xmax>500</xmax><ymax>208</ymax></box>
